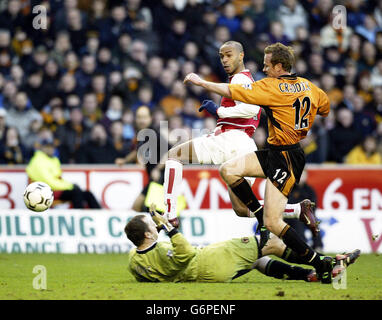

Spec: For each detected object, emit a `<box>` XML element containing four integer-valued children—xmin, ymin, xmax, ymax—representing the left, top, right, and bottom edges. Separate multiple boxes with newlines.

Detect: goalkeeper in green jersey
<box><xmin>125</xmin><ymin>205</ymin><xmax>358</xmax><ymax>283</ymax></box>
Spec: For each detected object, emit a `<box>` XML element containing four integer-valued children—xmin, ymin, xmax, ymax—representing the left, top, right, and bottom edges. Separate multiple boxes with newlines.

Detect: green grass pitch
<box><xmin>0</xmin><ymin>253</ymin><xmax>381</xmax><ymax>300</ymax></box>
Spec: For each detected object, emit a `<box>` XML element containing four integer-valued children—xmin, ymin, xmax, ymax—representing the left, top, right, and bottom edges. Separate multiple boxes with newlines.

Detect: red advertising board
<box><xmin>0</xmin><ymin>165</ymin><xmax>381</xmax><ymax>210</ymax></box>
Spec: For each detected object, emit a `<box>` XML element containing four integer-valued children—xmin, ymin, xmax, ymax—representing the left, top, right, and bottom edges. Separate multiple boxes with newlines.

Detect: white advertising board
<box><xmin>0</xmin><ymin>209</ymin><xmax>380</xmax><ymax>254</ymax></box>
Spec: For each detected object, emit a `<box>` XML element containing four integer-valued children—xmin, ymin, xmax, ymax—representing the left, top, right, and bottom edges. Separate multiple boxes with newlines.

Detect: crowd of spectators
<box><xmin>0</xmin><ymin>0</ymin><xmax>382</xmax><ymax>165</ymax></box>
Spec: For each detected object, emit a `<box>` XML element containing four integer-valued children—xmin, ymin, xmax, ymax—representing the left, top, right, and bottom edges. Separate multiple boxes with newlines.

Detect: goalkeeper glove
<box><xmin>149</xmin><ymin>204</ymin><xmax>174</xmax><ymax>233</ymax></box>
<box><xmin>199</xmin><ymin>100</ymin><xmax>219</xmax><ymax>118</ymax></box>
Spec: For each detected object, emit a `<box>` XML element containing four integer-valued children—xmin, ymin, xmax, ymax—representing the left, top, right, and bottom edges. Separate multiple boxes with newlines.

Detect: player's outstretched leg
<box><xmin>164</xmin><ymin>140</ymin><xmax>196</xmax><ymax>227</ymax></box>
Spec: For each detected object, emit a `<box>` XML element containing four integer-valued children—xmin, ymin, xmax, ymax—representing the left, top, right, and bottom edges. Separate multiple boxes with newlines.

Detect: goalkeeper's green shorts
<box><xmin>144</xmin><ymin>181</ymin><xmax>186</xmax><ymax>216</ymax></box>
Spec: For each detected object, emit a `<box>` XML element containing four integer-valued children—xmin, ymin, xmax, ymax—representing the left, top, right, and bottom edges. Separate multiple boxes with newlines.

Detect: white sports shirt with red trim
<box><xmin>216</xmin><ymin>70</ymin><xmax>261</xmax><ymax>137</ymax></box>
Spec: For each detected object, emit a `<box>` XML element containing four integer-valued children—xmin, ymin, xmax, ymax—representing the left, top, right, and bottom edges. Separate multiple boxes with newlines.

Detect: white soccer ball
<box><xmin>23</xmin><ymin>182</ymin><xmax>54</xmax><ymax>212</ymax></box>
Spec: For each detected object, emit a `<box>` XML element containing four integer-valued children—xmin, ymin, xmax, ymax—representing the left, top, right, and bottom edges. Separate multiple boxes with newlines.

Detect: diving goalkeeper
<box><xmin>125</xmin><ymin>205</ymin><xmax>359</xmax><ymax>283</ymax></box>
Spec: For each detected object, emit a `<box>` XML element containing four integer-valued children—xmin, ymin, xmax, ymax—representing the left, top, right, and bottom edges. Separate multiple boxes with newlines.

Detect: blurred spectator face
<box><xmin>337</xmin><ymin>108</ymin><xmax>354</xmax><ymax>128</ymax></box>
<box><xmin>28</xmin><ymin>72</ymin><xmax>43</xmax><ymax>88</ymax></box>
<box><xmin>284</xmin><ymin>0</ymin><xmax>297</xmax><ymax>9</ymax></box>
<box><xmin>162</xmin><ymin>0</ymin><xmax>174</xmax><ymax>8</ymax></box>
<box><xmin>295</xmin><ymin>26</ymin><xmax>308</xmax><ymax>41</ymax></box>
<box><xmin>6</xmin><ymin>127</ymin><xmax>19</xmax><ymax>147</ymax></box>
<box><xmin>171</xmin><ymin>80</ymin><xmax>186</xmax><ymax>98</ymax></box>
<box><xmin>83</xmin><ymin>93</ymin><xmax>98</xmax><ymax>113</ymax></box>
<box><xmin>183</xmin><ymin>98</ymin><xmax>197</xmax><ymax>115</ymax></box>
<box><xmin>29</xmin><ymin>118</ymin><xmax>43</xmax><ymax>133</ymax></box>
<box><xmin>343</xmin><ymin>84</ymin><xmax>356</xmax><ymax>101</ymax></box>
<box><xmin>362</xmin><ymin>41</ymin><xmax>376</xmax><ymax>60</ymax></box>
<box><xmin>111</xmin><ymin>6</ymin><xmax>126</xmax><ymax>23</ymax></box>
<box><xmin>82</xmin><ymin>55</ymin><xmax>96</xmax><ymax>74</ymax></box>
<box><xmin>55</xmin><ymin>32</ymin><xmax>71</xmax><ymax>52</ymax></box>
<box><xmin>109</xmin><ymin>71</ymin><xmax>122</xmax><ymax>87</ymax></box>
<box><xmin>167</xmin><ymin>59</ymin><xmax>180</xmax><ymax>75</ymax></box>
<box><xmin>92</xmin><ymin>75</ymin><xmax>106</xmax><ymax>93</ymax></box>
<box><xmin>172</xmin><ymin>19</ymin><xmax>186</xmax><ymax>35</ymax></box>
<box><xmin>52</xmin><ymin>105</ymin><xmax>65</xmax><ymax>122</ymax></box>
<box><xmin>345</xmin><ymin>61</ymin><xmax>357</xmax><ymax>78</ymax></box>
<box><xmin>181</xmin><ymin>61</ymin><xmax>196</xmax><ymax>78</ymax></box>
<box><xmin>135</xmin><ymin>106</ymin><xmax>152</xmax><ymax>130</ymax></box>
<box><xmin>118</xmin><ymin>33</ymin><xmax>132</xmax><ymax>52</ymax></box>
<box><xmin>87</xmin><ymin>36</ymin><xmax>99</xmax><ymax>54</ymax></box>
<box><xmin>363</xmin><ymin>136</ymin><xmax>377</xmax><ymax>154</ymax></box>
<box><xmin>222</xmin><ymin>3</ymin><xmax>236</xmax><ymax>18</ymax></box>
<box><xmin>3</xmin><ymin>81</ymin><xmax>17</xmax><ymax>99</ymax></box>
<box><xmin>33</xmin><ymin>49</ymin><xmax>49</xmax><ymax>66</ymax></box>
<box><xmin>374</xmin><ymin>86</ymin><xmax>382</xmax><ymax>103</ymax></box>
<box><xmin>70</xmin><ymin>108</ymin><xmax>83</xmax><ymax>125</ymax></box>
<box><xmin>0</xmin><ymin>52</ymin><xmax>11</xmax><ymax>69</ymax></box>
<box><xmin>8</xmin><ymin>0</ymin><xmax>21</xmax><ymax>15</ymax></box>
<box><xmin>138</xmin><ymin>87</ymin><xmax>153</xmax><ymax>104</ymax></box>
<box><xmin>376</xmin><ymin>33</ymin><xmax>382</xmax><ymax>49</ymax></box>
<box><xmin>147</xmin><ymin>56</ymin><xmax>163</xmax><ymax>79</ymax></box>
<box><xmin>10</xmin><ymin>64</ymin><xmax>24</xmax><ymax>83</ymax></box>
<box><xmin>377</xmin><ymin>60</ymin><xmax>382</xmax><ymax>74</ymax></box>
<box><xmin>349</xmin><ymin>34</ymin><xmax>361</xmax><ymax>52</ymax></box>
<box><xmin>215</xmin><ymin>26</ymin><xmax>230</xmax><ymax>43</ymax></box>
<box><xmin>130</xmin><ymin>40</ymin><xmax>147</xmax><ymax>63</ymax></box>
<box><xmin>91</xmin><ymin>124</ymin><xmax>107</xmax><ymax>144</ymax></box>
<box><xmin>45</xmin><ymin>60</ymin><xmax>59</xmax><ymax>77</ymax></box>
<box><xmin>203</xmin><ymin>10</ymin><xmax>218</xmax><ymax>26</ymax></box>
<box><xmin>152</xmin><ymin>108</ymin><xmax>165</xmax><ymax>128</ymax></box>
<box><xmin>326</xmin><ymin>47</ymin><xmax>341</xmax><ymax>63</ymax></box>
<box><xmin>106</xmin><ymin>96</ymin><xmax>123</xmax><ymax>120</ymax></box>
<box><xmin>241</xmin><ymin>16</ymin><xmax>255</xmax><ymax>33</ymax></box>
<box><xmin>169</xmin><ymin>115</ymin><xmax>183</xmax><ymax>130</ymax></box>
<box><xmin>110</xmin><ymin>121</ymin><xmax>123</xmax><ymax>138</ymax></box>
<box><xmin>295</xmin><ymin>59</ymin><xmax>308</xmax><ymax>75</ymax></box>
<box><xmin>14</xmin><ymin>92</ymin><xmax>28</xmax><ymax>111</ymax></box>
<box><xmin>59</xmin><ymin>74</ymin><xmax>76</xmax><ymax>92</ymax></box>
<box><xmin>66</xmin><ymin>94</ymin><xmax>80</xmax><ymax>108</ymax></box>
<box><xmin>359</xmin><ymin>73</ymin><xmax>371</xmax><ymax>91</ymax></box>
<box><xmin>122</xmin><ymin>109</ymin><xmax>134</xmax><ymax>125</ymax></box>
<box><xmin>364</xmin><ymin>15</ymin><xmax>377</xmax><ymax>30</ymax></box>
<box><xmin>67</xmin><ymin>9</ymin><xmax>82</xmax><ymax>29</ymax></box>
<box><xmin>270</xmin><ymin>21</ymin><xmax>284</xmax><ymax>39</ymax></box>
<box><xmin>98</xmin><ymin>47</ymin><xmax>111</xmax><ymax>64</ymax></box>
<box><xmin>160</xmin><ymin>69</ymin><xmax>176</xmax><ymax>89</ymax></box>
<box><xmin>353</xmin><ymin>95</ymin><xmax>365</xmax><ymax>112</ymax></box>
<box><xmin>65</xmin><ymin>51</ymin><xmax>79</xmax><ymax>71</ymax></box>
<box><xmin>0</xmin><ymin>110</ymin><xmax>6</xmax><ymax>127</ymax></box>
<box><xmin>183</xmin><ymin>42</ymin><xmax>199</xmax><ymax>61</ymax></box>
<box><xmin>320</xmin><ymin>73</ymin><xmax>336</xmax><ymax>91</ymax></box>
<box><xmin>309</xmin><ymin>53</ymin><xmax>324</xmax><ymax>71</ymax></box>
<box><xmin>317</xmin><ymin>0</ymin><xmax>333</xmax><ymax>15</ymax></box>
<box><xmin>0</xmin><ymin>30</ymin><xmax>11</xmax><ymax>47</ymax></box>
<box><xmin>65</xmin><ymin>0</ymin><xmax>78</xmax><ymax>10</ymax></box>
<box><xmin>92</xmin><ymin>0</ymin><xmax>105</xmax><ymax>16</ymax></box>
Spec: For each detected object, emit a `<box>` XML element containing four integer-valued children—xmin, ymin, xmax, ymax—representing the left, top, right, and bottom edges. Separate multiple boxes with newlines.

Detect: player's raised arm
<box><xmin>184</xmin><ymin>73</ymin><xmax>232</xmax><ymax>98</ymax></box>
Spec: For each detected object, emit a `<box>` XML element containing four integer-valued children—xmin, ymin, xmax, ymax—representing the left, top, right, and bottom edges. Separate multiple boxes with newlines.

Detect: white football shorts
<box><xmin>193</xmin><ymin>127</ymin><xmax>258</xmax><ymax>185</ymax></box>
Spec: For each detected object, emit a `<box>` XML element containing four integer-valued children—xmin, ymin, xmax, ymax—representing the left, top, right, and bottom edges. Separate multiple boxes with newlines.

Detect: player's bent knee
<box><xmin>219</xmin><ymin>163</ymin><xmax>229</xmax><ymax>181</ymax></box>
<box><xmin>263</xmin><ymin>216</ymin><xmax>283</xmax><ymax>235</ymax></box>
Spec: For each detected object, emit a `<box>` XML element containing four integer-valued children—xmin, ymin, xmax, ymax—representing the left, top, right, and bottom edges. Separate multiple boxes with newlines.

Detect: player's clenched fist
<box><xmin>183</xmin><ymin>73</ymin><xmax>203</xmax><ymax>86</ymax></box>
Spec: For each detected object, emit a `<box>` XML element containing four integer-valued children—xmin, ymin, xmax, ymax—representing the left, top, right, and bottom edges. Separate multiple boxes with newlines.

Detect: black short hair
<box><xmin>124</xmin><ymin>215</ymin><xmax>149</xmax><ymax>247</ymax></box>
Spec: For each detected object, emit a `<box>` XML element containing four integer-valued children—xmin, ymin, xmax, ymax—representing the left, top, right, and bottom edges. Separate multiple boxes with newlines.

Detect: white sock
<box><xmin>257</xmin><ymin>200</ymin><xmax>300</xmax><ymax>219</ymax></box>
<box><xmin>164</xmin><ymin>159</ymin><xmax>183</xmax><ymax>220</ymax></box>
